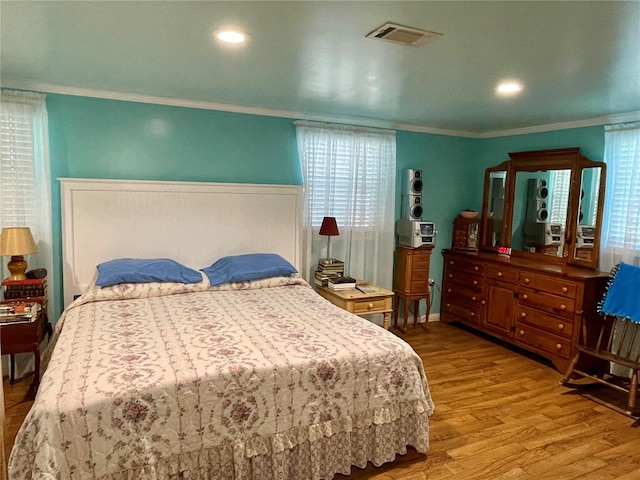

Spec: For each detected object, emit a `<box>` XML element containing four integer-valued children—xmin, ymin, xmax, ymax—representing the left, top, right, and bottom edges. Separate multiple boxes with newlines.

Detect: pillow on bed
<box><xmin>96</xmin><ymin>258</ymin><xmax>203</xmax><ymax>287</ymax></box>
<box><xmin>202</xmin><ymin>253</ymin><xmax>298</xmax><ymax>286</ymax></box>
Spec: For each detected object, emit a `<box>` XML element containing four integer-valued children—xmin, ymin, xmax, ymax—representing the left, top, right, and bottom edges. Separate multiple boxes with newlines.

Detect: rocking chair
<box><xmin>562</xmin><ymin>262</ymin><xmax>640</xmax><ymax>416</ymax></box>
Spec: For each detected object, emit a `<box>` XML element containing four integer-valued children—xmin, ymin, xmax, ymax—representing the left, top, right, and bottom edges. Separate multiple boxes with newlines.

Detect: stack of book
<box><xmin>2</xmin><ymin>278</ymin><xmax>47</xmax><ymax>301</ymax></box>
<box><xmin>0</xmin><ymin>301</ymin><xmax>40</xmax><ymax>324</ymax></box>
<box><xmin>328</xmin><ymin>275</ymin><xmax>357</xmax><ymax>291</ymax></box>
<box><xmin>314</xmin><ymin>260</ymin><xmax>345</xmax><ymax>287</ymax></box>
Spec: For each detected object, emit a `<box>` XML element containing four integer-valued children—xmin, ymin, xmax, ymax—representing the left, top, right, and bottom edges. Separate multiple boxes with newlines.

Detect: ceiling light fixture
<box><xmin>496</xmin><ymin>81</ymin><xmax>523</xmax><ymax>96</ymax></box>
<box><xmin>214</xmin><ymin>29</ymin><xmax>249</xmax><ymax>44</ymax></box>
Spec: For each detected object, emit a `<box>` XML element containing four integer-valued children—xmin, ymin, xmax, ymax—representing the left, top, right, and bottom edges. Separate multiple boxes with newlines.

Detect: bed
<box><xmin>8</xmin><ymin>179</ymin><xmax>434</xmax><ymax>479</ymax></box>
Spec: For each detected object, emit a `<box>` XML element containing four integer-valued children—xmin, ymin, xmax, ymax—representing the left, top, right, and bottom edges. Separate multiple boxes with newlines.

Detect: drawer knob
<box><xmin>368</xmin><ymin>303</ymin><xmax>374</xmax><ymax>310</ymax></box>
<box><xmin>562</xmin><ymin>287</ymin><xmax>568</xmax><ymax>293</ymax></box>
<box><xmin>473</xmin><ymin>280</ymin><xmax>478</xmax><ymax>285</ymax></box>
<box><xmin>524</xmin><ymin>278</ymin><xmax>530</xmax><ymax>284</ymax></box>
<box><xmin>519</xmin><ymin>330</ymin><xmax>525</xmax><ymax>336</ymax></box>
<box><xmin>481</xmin><ymin>300</ymin><xmax>486</xmax><ymax>305</ymax></box>
<box><xmin>558</xmin><ymin>323</ymin><xmax>564</xmax><ymax>330</ymax></box>
<box><xmin>449</xmin><ymin>273</ymin><xmax>453</xmax><ymax>278</ymax></box>
<box><xmin>498</xmin><ymin>271</ymin><xmax>503</xmax><ymax>277</ymax></box>
<box><xmin>560</xmin><ymin>304</ymin><xmax>566</xmax><ymax>311</ymax></box>
<box><xmin>450</xmin><ymin>261</ymin><xmax>454</xmax><ymax>265</ymax></box>
<box><xmin>472</xmin><ymin>296</ymin><xmax>477</xmax><ymax>301</ymax></box>
<box><xmin>470</xmin><ymin>312</ymin><xmax>475</xmax><ymax>317</ymax></box>
<box><xmin>474</xmin><ymin>266</ymin><xmax>479</xmax><ymax>271</ymax></box>
<box><xmin>447</xmin><ymin>288</ymin><xmax>452</xmax><ymax>293</ymax></box>
<box><xmin>521</xmin><ymin>312</ymin><xmax>527</xmax><ymax>318</ymax></box>
<box><xmin>522</xmin><ymin>294</ymin><xmax>528</xmax><ymax>300</ymax></box>
<box><xmin>556</xmin><ymin>344</ymin><xmax>562</xmax><ymax>350</ymax></box>
<box><xmin>446</xmin><ymin>303</ymin><xmax>451</xmax><ymax>307</ymax></box>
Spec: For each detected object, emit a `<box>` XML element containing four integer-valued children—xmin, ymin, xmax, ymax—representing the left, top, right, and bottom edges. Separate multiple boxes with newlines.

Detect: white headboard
<box><xmin>61</xmin><ymin>178</ymin><xmax>302</xmax><ymax>306</ymax></box>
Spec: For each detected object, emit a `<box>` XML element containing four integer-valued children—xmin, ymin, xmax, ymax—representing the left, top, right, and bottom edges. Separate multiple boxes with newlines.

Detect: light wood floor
<box><xmin>4</xmin><ymin>321</ymin><xmax>640</xmax><ymax>479</ymax></box>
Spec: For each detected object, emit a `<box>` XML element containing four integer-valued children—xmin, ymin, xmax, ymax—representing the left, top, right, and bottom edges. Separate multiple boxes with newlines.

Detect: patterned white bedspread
<box><xmin>9</xmin><ymin>276</ymin><xmax>434</xmax><ymax>480</ymax></box>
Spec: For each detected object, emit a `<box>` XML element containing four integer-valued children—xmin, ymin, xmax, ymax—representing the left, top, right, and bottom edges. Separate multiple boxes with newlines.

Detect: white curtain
<box><xmin>0</xmin><ymin>90</ymin><xmax>53</xmax><ymax>378</ymax></box>
<box><xmin>600</xmin><ymin>122</ymin><xmax>640</xmax><ymax>378</ymax></box>
<box><xmin>295</xmin><ymin>121</ymin><xmax>396</xmax><ymax>289</ymax></box>
<box><xmin>600</xmin><ymin>122</ymin><xmax>640</xmax><ymax>272</ymax></box>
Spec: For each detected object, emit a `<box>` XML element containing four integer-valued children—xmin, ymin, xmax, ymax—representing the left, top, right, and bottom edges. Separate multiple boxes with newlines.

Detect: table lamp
<box><xmin>0</xmin><ymin>227</ymin><xmax>38</xmax><ymax>280</ymax></box>
<box><xmin>319</xmin><ymin>216</ymin><xmax>340</xmax><ymax>265</ymax></box>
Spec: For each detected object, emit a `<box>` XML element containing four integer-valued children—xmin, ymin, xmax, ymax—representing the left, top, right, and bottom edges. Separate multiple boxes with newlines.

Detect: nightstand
<box><xmin>0</xmin><ymin>305</ymin><xmax>46</xmax><ymax>390</ymax></box>
<box><xmin>1</xmin><ymin>277</ymin><xmax>52</xmax><ymax>390</ymax></box>
<box><xmin>316</xmin><ymin>285</ymin><xmax>394</xmax><ymax>330</ymax></box>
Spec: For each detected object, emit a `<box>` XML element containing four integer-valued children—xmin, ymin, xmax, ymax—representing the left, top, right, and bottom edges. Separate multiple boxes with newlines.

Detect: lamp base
<box><xmin>7</xmin><ymin>255</ymin><xmax>28</xmax><ymax>280</ymax></box>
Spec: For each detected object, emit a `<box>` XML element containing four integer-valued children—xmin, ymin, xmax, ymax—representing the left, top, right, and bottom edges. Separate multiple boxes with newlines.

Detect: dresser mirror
<box><xmin>481</xmin><ymin>168</ymin><xmax>508</xmax><ymax>248</ymax></box>
<box><xmin>479</xmin><ymin>148</ymin><xmax>606</xmax><ymax>269</ymax></box>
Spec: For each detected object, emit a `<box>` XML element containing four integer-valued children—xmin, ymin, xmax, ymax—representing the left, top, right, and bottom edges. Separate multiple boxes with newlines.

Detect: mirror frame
<box><xmin>480</xmin><ymin>148</ymin><xmax>606</xmax><ymax>269</ymax></box>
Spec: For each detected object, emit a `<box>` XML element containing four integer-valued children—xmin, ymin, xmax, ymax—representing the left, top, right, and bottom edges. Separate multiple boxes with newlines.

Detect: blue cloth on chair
<box><xmin>599</xmin><ymin>262</ymin><xmax>640</xmax><ymax>324</ymax></box>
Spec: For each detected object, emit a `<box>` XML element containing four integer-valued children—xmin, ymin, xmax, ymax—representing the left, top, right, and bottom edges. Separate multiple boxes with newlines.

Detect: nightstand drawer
<box><xmin>352</xmin><ymin>297</ymin><xmax>391</xmax><ymax>314</ymax></box>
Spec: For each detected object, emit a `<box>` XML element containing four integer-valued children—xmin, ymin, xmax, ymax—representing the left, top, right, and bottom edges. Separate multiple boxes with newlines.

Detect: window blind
<box><xmin>605</xmin><ymin>126</ymin><xmax>640</xmax><ymax>249</ymax></box>
<box><xmin>0</xmin><ymin>101</ymin><xmax>37</xmax><ymax>229</ymax></box>
<box><xmin>549</xmin><ymin>169</ymin><xmax>570</xmax><ymax>224</ymax></box>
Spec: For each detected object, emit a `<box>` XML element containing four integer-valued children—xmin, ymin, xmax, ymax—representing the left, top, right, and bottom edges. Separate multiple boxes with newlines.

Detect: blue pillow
<box><xmin>96</xmin><ymin>258</ymin><xmax>203</xmax><ymax>287</ymax></box>
<box><xmin>202</xmin><ymin>253</ymin><xmax>297</xmax><ymax>286</ymax></box>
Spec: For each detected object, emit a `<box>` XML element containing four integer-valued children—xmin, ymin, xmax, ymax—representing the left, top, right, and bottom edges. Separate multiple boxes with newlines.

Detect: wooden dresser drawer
<box><xmin>446</xmin><ymin>257</ymin><xmax>484</xmax><ymax>275</ymax></box>
<box><xmin>485</xmin><ymin>264</ymin><xmax>518</xmax><ymax>283</ymax></box>
<box><xmin>514</xmin><ymin>321</ymin><xmax>572</xmax><ymax>359</ymax></box>
<box><xmin>518</xmin><ymin>288</ymin><xmax>575</xmax><ymax>318</ymax></box>
<box><xmin>442</xmin><ymin>300</ymin><xmax>483</xmax><ymax>325</ymax></box>
<box><xmin>445</xmin><ymin>269</ymin><xmax>483</xmax><ymax>291</ymax></box>
<box><xmin>444</xmin><ymin>283</ymin><xmax>484</xmax><ymax>307</ymax></box>
<box><xmin>516</xmin><ymin>305</ymin><xmax>573</xmax><ymax>338</ymax></box>
<box><xmin>519</xmin><ymin>272</ymin><xmax>577</xmax><ymax>299</ymax></box>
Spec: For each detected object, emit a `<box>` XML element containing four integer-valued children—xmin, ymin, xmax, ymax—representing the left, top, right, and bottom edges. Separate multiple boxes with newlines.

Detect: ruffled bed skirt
<box><xmin>102</xmin><ymin>405</ymin><xmax>430</xmax><ymax>480</ymax></box>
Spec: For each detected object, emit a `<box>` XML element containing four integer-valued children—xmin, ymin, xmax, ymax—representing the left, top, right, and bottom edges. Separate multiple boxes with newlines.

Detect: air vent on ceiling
<box><xmin>366</xmin><ymin>22</ymin><xmax>442</xmax><ymax>47</ymax></box>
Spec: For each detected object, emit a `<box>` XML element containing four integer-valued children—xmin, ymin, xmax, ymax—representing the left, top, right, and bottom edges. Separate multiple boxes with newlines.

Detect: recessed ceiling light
<box><xmin>496</xmin><ymin>81</ymin><xmax>523</xmax><ymax>96</ymax></box>
<box><xmin>213</xmin><ymin>29</ymin><xmax>249</xmax><ymax>44</ymax></box>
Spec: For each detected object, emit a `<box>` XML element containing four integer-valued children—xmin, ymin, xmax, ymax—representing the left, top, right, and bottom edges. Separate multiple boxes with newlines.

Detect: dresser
<box><xmin>393</xmin><ymin>245</ymin><xmax>433</xmax><ymax>332</ymax></box>
<box><xmin>440</xmin><ymin>249</ymin><xmax>608</xmax><ymax>372</ymax></box>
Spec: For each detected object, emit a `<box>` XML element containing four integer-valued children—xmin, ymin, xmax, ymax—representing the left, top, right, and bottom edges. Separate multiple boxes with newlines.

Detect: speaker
<box><xmin>526</xmin><ymin>178</ymin><xmax>549</xmax><ymax>223</ymax></box>
<box><xmin>401</xmin><ymin>194</ymin><xmax>423</xmax><ymax>221</ymax></box>
<box><xmin>402</xmin><ymin>169</ymin><xmax>423</xmax><ymax>195</ymax></box>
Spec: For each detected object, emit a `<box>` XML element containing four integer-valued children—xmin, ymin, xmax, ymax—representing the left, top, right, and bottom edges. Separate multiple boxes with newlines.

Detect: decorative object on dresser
<box><xmin>318</xmin><ymin>216</ymin><xmax>340</xmax><ymax>264</ymax></box>
<box><xmin>453</xmin><ymin>214</ymin><xmax>480</xmax><ymax>251</ymax></box>
<box><xmin>562</xmin><ymin>262</ymin><xmax>640</xmax><ymax>418</ymax></box>
<box><xmin>393</xmin><ymin>245</ymin><xmax>433</xmax><ymax>333</ymax></box>
<box><xmin>0</xmin><ymin>227</ymin><xmax>38</xmax><ymax>280</ymax></box>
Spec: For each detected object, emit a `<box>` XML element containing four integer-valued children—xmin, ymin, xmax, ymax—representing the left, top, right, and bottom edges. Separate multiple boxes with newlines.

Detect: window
<box><xmin>601</xmin><ymin>122</ymin><xmax>640</xmax><ymax>270</ymax></box>
<box><xmin>0</xmin><ymin>89</ymin><xmax>53</xmax><ymax>312</ymax></box>
<box><xmin>295</xmin><ymin>121</ymin><xmax>396</xmax><ymax>288</ymax></box>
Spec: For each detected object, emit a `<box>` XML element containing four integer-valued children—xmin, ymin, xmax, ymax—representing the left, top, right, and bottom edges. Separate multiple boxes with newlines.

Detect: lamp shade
<box><xmin>0</xmin><ymin>227</ymin><xmax>38</xmax><ymax>256</ymax></box>
<box><xmin>319</xmin><ymin>217</ymin><xmax>339</xmax><ymax>236</ymax></box>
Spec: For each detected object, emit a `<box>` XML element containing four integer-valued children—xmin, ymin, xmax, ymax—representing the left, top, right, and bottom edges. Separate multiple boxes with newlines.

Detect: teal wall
<box><xmin>44</xmin><ymin>92</ymin><xmax>606</xmax><ymax>321</ymax></box>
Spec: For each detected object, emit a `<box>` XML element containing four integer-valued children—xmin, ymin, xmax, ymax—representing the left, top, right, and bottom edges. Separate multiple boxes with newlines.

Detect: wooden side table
<box><xmin>316</xmin><ymin>286</ymin><xmax>394</xmax><ymax>330</ymax></box>
<box><xmin>393</xmin><ymin>245</ymin><xmax>433</xmax><ymax>333</ymax></box>
<box><xmin>0</xmin><ymin>307</ymin><xmax>46</xmax><ymax>390</ymax></box>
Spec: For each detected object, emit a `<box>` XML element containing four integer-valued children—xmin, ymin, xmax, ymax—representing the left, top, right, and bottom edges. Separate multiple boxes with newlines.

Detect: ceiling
<box><xmin>2</xmin><ymin>1</ymin><xmax>639</xmax><ymax>136</ymax></box>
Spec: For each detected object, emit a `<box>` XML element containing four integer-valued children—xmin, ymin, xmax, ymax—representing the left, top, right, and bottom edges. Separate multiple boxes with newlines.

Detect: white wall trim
<box><xmin>3</xmin><ymin>79</ymin><xmax>639</xmax><ymax>139</ymax></box>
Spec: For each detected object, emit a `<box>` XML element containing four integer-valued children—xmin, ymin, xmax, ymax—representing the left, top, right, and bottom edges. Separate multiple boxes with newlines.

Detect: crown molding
<box><xmin>3</xmin><ymin>79</ymin><xmax>638</xmax><ymax>139</ymax></box>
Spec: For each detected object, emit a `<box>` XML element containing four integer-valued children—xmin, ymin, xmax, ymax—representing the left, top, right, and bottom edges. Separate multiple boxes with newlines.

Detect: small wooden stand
<box><xmin>393</xmin><ymin>245</ymin><xmax>433</xmax><ymax>333</ymax></box>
